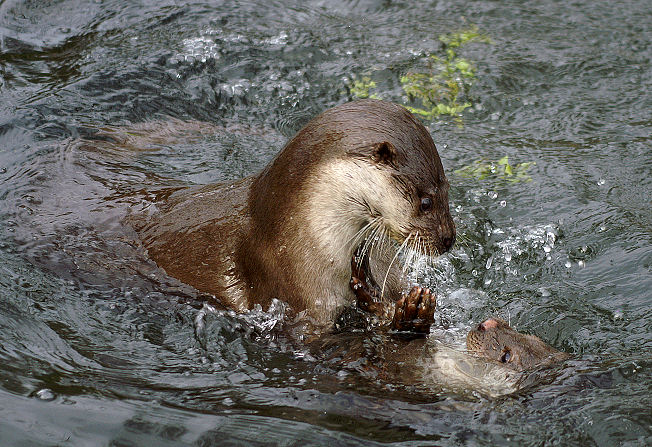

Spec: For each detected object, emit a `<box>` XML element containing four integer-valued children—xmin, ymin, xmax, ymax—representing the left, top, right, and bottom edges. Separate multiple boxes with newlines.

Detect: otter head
<box><xmin>248</xmin><ymin>100</ymin><xmax>455</xmax><ymax>317</ymax></box>
<box><xmin>466</xmin><ymin>318</ymin><xmax>569</xmax><ymax>371</ymax></box>
<box><xmin>340</xmin><ymin>101</ymin><xmax>457</xmax><ymax>258</ymax></box>
<box><xmin>289</xmin><ymin>100</ymin><xmax>456</xmax><ymax>261</ymax></box>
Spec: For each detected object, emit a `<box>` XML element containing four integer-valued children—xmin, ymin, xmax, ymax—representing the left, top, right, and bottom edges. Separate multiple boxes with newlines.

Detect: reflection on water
<box><xmin>0</xmin><ymin>0</ymin><xmax>651</xmax><ymax>445</ymax></box>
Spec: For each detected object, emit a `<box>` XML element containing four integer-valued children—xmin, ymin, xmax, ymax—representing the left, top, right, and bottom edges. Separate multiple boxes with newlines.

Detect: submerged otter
<box><xmin>134</xmin><ymin>100</ymin><xmax>455</xmax><ymax>331</ymax></box>
<box><xmin>311</xmin><ymin>315</ymin><xmax>569</xmax><ymax>396</ymax></box>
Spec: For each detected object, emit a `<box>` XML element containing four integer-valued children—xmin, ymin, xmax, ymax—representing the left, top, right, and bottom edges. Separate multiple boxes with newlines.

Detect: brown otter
<box><xmin>466</xmin><ymin>317</ymin><xmax>570</xmax><ymax>370</ymax></box>
<box><xmin>132</xmin><ymin>100</ymin><xmax>455</xmax><ymax>332</ymax></box>
<box><xmin>311</xmin><ymin>316</ymin><xmax>569</xmax><ymax>396</ymax></box>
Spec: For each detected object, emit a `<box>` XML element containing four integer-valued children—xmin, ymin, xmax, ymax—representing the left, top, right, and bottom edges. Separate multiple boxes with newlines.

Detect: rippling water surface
<box><xmin>1</xmin><ymin>0</ymin><xmax>650</xmax><ymax>445</ymax></box>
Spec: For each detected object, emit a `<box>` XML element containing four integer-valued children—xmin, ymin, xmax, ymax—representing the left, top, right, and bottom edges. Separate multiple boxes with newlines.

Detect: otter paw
<box><xmin>350</xmin><ymin>276</ymin><xmax>385</xmax><ymax>316</ymax></box>
<box><xmin>391</xmin><ymin>286</ymin><xmax>436</xmax><ymax>334</ymax></box>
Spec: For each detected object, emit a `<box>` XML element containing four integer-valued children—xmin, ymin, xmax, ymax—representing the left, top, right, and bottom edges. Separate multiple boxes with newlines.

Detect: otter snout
<box><xmin>441</xmin><ymin>226</ymin><xmax>456</xmax><ymax>252</ymax></box>
<box><xmin>437</xmin><ymin>218</ymin><xmax>456</xmax><ymax>254</ymax></box>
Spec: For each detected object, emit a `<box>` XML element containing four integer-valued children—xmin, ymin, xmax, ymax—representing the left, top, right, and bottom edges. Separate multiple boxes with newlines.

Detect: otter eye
<box><xmin>500</xmin><ymin>349</ymin><xmax>512</xmax><ymax>363</ymax></box>
<box><xmin>420</xmin><ymin>197</ymin><xmax>433</xmax><ymax>213</ymax></box>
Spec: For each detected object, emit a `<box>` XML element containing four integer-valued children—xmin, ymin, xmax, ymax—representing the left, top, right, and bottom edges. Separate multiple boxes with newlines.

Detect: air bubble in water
<box><xmin>35</xmin><ymin>389</ymin><xmax>56</xmax><ymax>401</ymax></box>
<box><xmin>546</xmin><ymin>231</ymin><xmax>556</xmax><ymax>245</ymax></box>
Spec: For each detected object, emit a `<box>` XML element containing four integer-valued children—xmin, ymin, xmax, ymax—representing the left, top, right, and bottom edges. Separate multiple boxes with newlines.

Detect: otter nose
<box><xmin>442</xmin><ymin>233</ymin><xmax>455</xmax><ymax>252</ymax></box>
<box><xmin>441</xmin><ymin>225</ymin><xmax>456</xmax><ymax>252</ymax></box>
<box><xmin>478</xmin><ymin>318</ymin><xmax>499</xmax><ymax>331</ymax></box>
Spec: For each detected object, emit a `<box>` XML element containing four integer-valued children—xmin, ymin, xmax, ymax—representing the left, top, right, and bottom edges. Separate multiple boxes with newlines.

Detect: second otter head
<box><xmin>466</xmin><ymin>318</ymin><xmax>569</xmax><ymax>370</ymax></box>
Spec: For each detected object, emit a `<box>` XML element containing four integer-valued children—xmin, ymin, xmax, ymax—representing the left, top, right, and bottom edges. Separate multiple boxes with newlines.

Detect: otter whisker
<box><xmin>427</xmin><ymin>240</ymin><xmax>436</xmax><ymax>269</ymax></box>
<box><xmin>364</xmin><ymin>224</ymin><xmax>384</xmax><ymax>265</ymax></box>
<box><xmin>353</xmin><ymin>217</ymin><xmax>388</xmax><ymax>271</ymax></box>
<box><xmin>339</xmin><ymin>216</ymin><xmax>379</xmax><ymax>256</ymax></box>
<box><xmin>380</xmin><ymin>233</ymin><xmax>413</xmax><ymax>300</ymax></box>
<box><xmin>453</xmin><ymin>232</ymin><xmax>470</xmax><ymax>250</ymax></box>
<box><xmin>379</xmin><ymin>226</ymin><xmax>392</xmax><ymax>259</ymax></box>
<box><xmin>402</xmin><ymin>231</ymin><xmax>420</xmax><ymax>274</ymax></box>
<box><xmin>357</xmin><ymin>218</ymin><xmax>381</xmax><ymax>262</ymax></box>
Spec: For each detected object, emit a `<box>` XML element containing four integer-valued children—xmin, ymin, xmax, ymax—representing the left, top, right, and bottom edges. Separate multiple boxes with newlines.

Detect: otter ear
<box><xmin>371</xmin><ymin>141</ymin><xmax>397</xmax><ymax>165</ymax></box>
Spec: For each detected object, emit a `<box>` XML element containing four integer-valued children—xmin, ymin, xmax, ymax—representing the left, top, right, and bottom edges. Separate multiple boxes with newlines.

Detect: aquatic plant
<box><xmin>349</xmin><ymin>76</ymin><xmax>379</xmax><ymax>99</ymax></box>
<box><xmin>454</xmin><ymin>156</ymin><xmax>535</xmax><ymax>183</ymax></box>
<box><xmin>348</xmin><ymin>25</ymin><xmax>491</xmax><ymax>121</ymax></box>
<box><xmin>401</xmin><ymin>25</ymin><xmax>490</xmax><ymax>120</ymax></box>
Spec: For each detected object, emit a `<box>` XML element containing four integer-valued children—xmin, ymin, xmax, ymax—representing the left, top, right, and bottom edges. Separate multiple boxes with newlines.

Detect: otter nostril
<box><xmin>478</xmin><ymin>323</ymin><xmax>486</xmax><ymax>331</ymax></box>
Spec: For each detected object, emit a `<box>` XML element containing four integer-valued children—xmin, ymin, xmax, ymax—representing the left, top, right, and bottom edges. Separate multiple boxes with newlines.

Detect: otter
<box><xmin>311</xmin><ymin>315</ymin><xmax>569</xmax><ymax>396</ymax></box>
<box><xmin>133</xmin><ymin>100</ymin><xmax>455</xmax><ymax>332</ymax></box>
<box><xmin>466</xmin><ymin>317</ymin><xmax>571</xmax><ymax>370</ymax></box>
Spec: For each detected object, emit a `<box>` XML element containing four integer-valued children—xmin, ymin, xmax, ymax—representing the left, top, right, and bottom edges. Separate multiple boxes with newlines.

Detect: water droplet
<box><xmin>565</xmin><ymin>260</ymin><xmax>572</xmax><ymax>268</ymax></box>
<box><xmin>499</xmin><ymin>200</ymin><xmax>506</xmax><ymax>207</ymax></box>
<box><xmin>597</xmin><ymin>178</ymin><xmax>605</xmax><ymax>186</ymax></box>
<box><xmin>612</xmin><ymin>309</ymin><xmax>623</xmax><ymax>320</ymax></box>
<box><xmin>485</xmin><ymin>256</ymin><xmax>493</xmax><ymax>269</ymax></box>
<box><xmin>578</xmin><ymin>260</ymin><xmax>585</xmax><ymax>268</ymax></box>
<box><xmin>488</xmin><ymin>191</ymin><xmax>498</xmax><ymax>200</ymax></box>
<box><xmin>471</xmin><ymin>269</ymin><xmax>478</xmax><ymax>277</ymax></box>
<box><xmin>35</xmin><ymin>389</ymin><xmax>56</xmax><ymax>401</ymax></box>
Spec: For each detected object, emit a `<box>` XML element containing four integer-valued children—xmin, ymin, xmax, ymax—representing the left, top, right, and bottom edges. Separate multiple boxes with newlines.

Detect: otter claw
<box><xmin>392</xmin><ymin>286</ymin><xmax>435</xmax><ymax>334</ymax></box>
<box><xmin>350</xmin><ymin>278</ymin><xmax>385</xmax><ymax>316</ymax></box>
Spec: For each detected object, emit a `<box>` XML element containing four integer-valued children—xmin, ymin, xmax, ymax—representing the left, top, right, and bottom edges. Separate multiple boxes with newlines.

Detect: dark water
<box><xmin>1</xmin><ymin>0</ymin><xmax>651</xmax><ymax>445</ymax></box>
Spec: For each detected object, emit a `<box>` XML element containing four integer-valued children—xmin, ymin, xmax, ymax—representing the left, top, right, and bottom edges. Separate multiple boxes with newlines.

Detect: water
<box><xmin>1</xmin><ymin>0</ymin><xmax>650</xmax><ymax>445</ymax></box>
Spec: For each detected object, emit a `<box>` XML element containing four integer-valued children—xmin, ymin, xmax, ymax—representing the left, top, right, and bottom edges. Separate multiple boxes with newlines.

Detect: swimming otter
<box><xmin>133</xmin><ymin>100</ymin><xmax>455</xmax><ymax>331</ymax></box>
<box><xmin>466</xmin><ymin>317</ymin><xmax>570</xmax><ymax>370</ymax></box>
<box><xmin>311</xmin><ymin>316</ymin><xmax>569</xmax><ymax>396</ymax></box>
